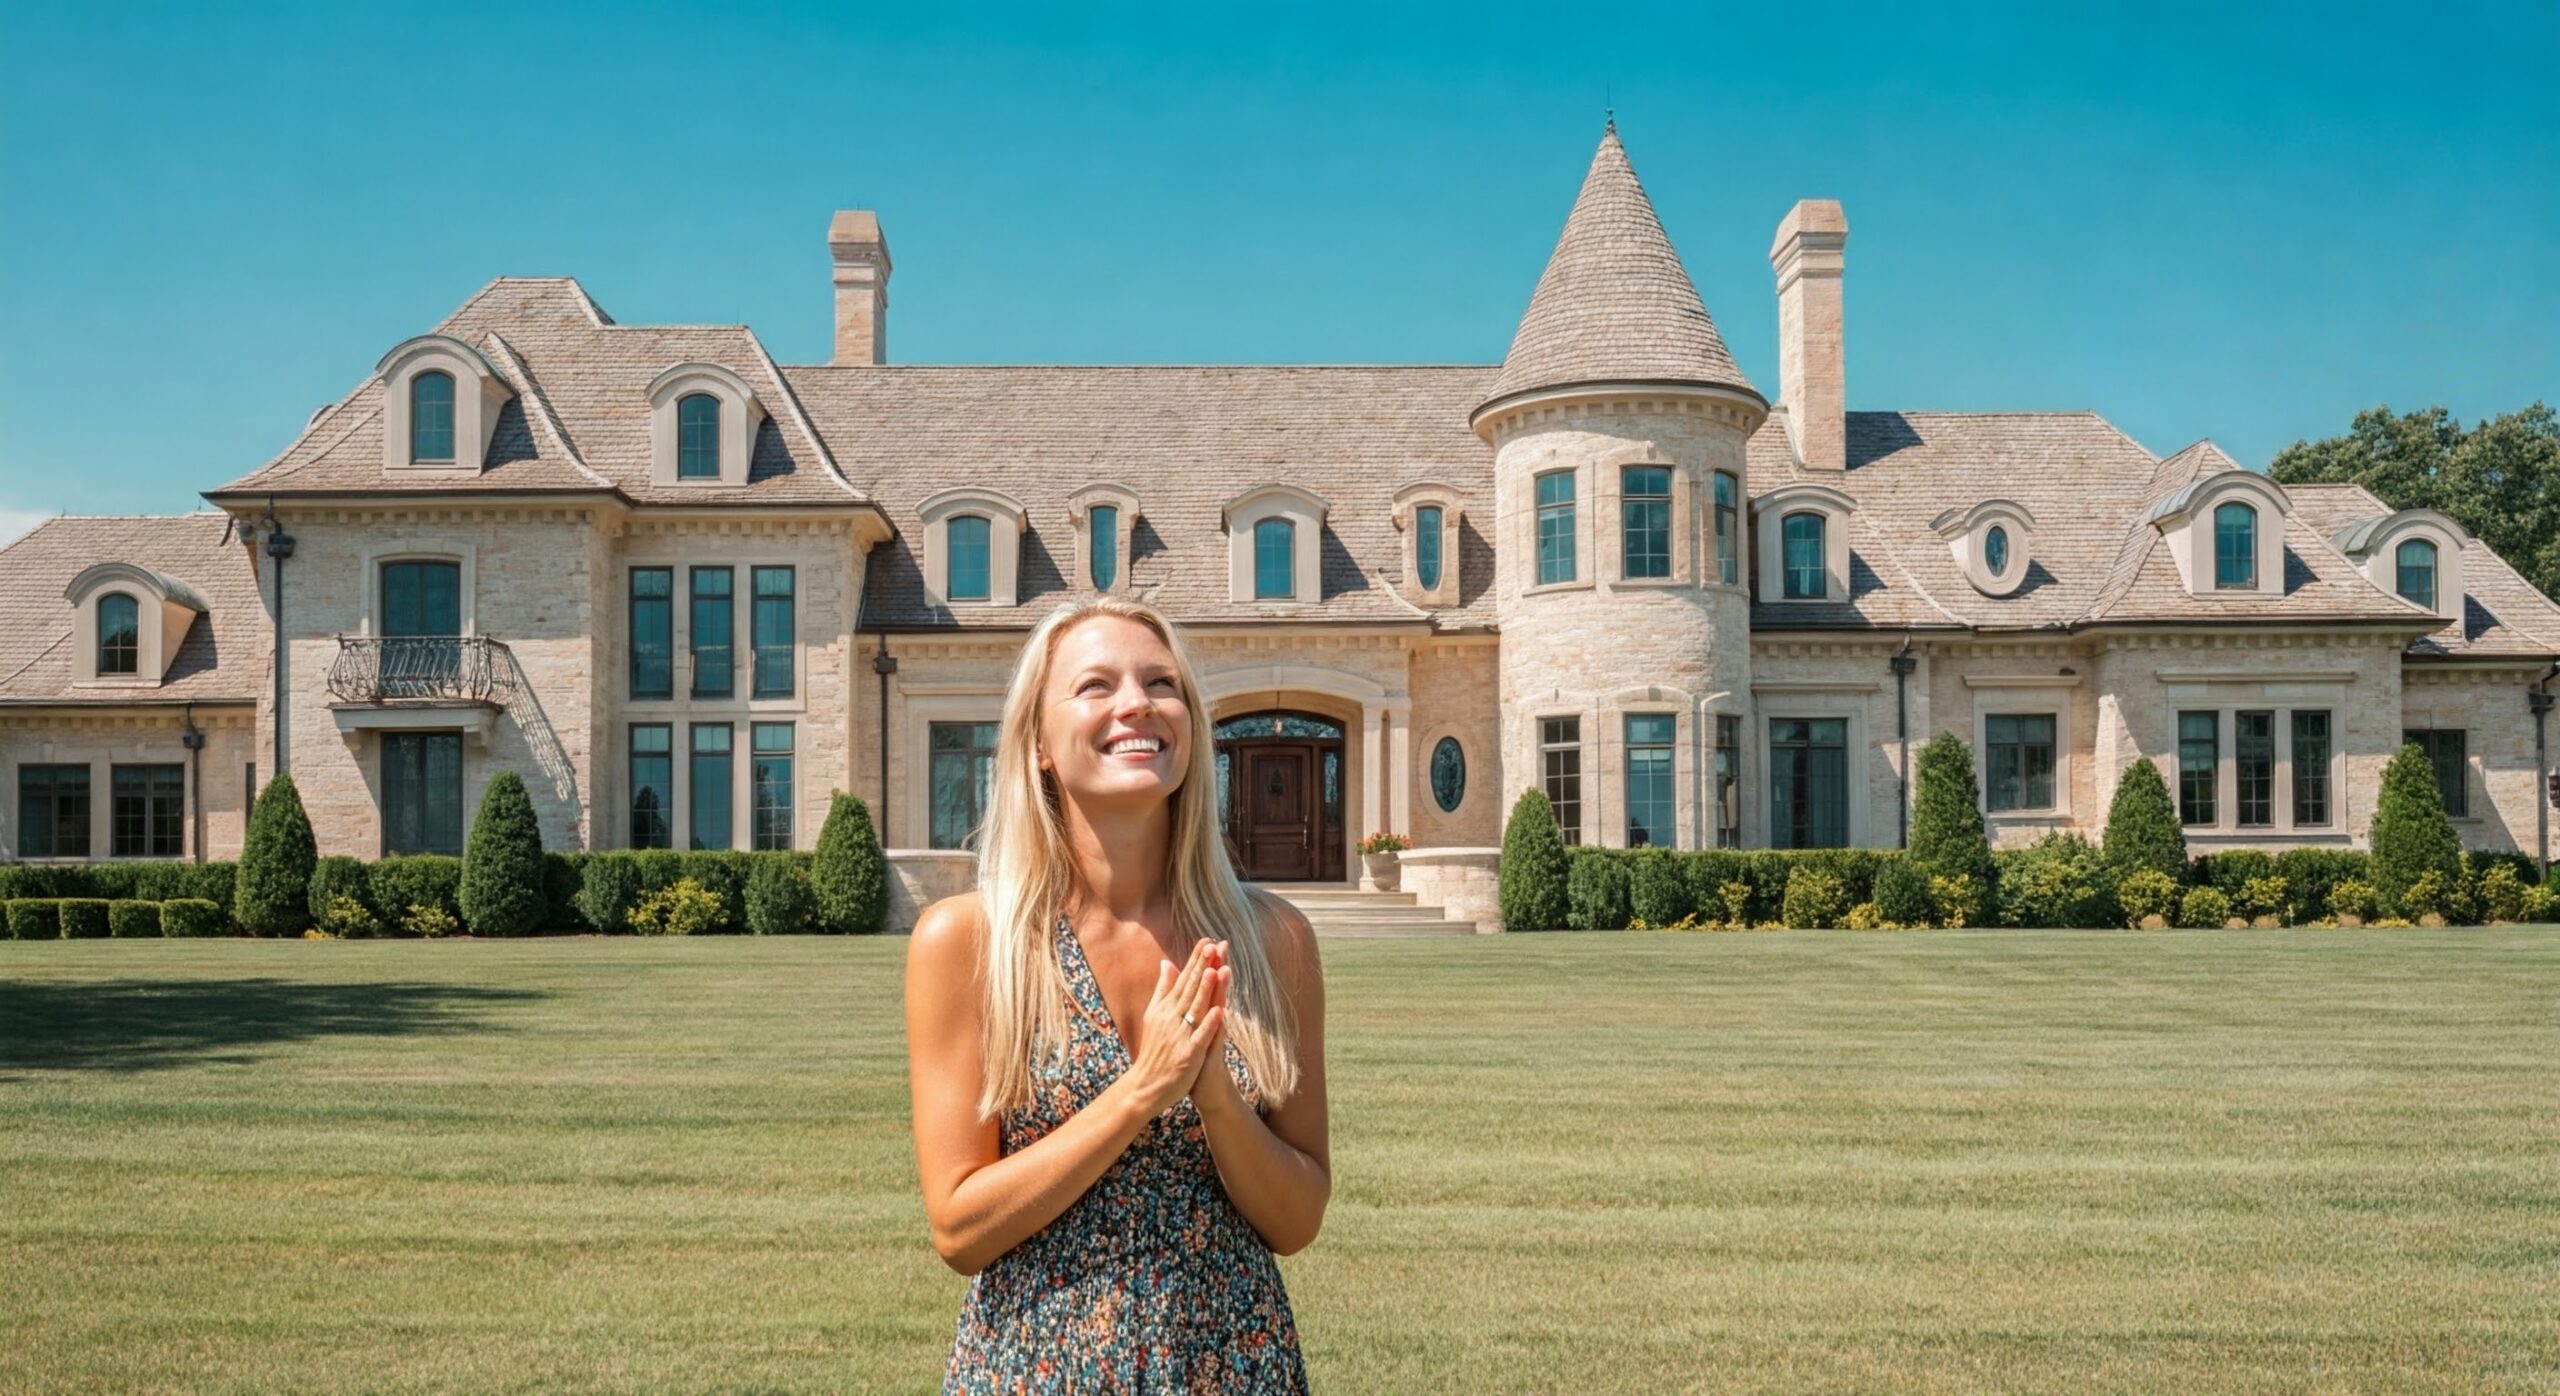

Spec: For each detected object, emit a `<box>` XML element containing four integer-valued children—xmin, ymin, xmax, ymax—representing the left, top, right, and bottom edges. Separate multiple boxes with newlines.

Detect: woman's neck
<box><xmin>1059</xmin><ymin>795</ymin><xmax>1174</xmax><ymax>928</ymax></box>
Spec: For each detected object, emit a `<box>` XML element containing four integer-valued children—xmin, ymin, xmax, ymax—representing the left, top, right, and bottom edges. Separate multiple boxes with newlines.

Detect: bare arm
<box><xmin>1190</xmin><ymin>902</ymin><xmax>1331</xmax><ymax>1255</ymax></box>
<box><xmin>905</xmin><ymin>894</ymin><xmax>1226</xmax><ymax>1276</ymax></box>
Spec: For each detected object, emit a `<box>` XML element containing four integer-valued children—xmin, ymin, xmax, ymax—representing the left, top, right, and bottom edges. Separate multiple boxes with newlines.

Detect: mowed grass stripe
<box><xmin>2</xmin><ymin>931</ymin><xmax>2554</xmax><ymax>1394</ymax></box>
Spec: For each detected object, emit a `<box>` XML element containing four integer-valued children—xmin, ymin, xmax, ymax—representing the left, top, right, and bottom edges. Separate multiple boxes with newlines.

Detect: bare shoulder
<box><xmin>1241</xmin><ymin>887</ymin><xmax>1323</xmax><ymax>988</ymax></box>
<box><xmin>906</xmin><ymin>892</ymin><xmax>989</xmax><ymax>993</ymax></box>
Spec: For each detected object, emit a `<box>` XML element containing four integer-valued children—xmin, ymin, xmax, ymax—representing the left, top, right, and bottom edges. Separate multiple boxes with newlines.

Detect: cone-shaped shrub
<box><xmin>1908</xmin><ymin>734</ymin><xmax>1995</xmax><ymax>893</ymax></box>
<box><xmin>2370</xmin><ymin>742</ymin><xmax>2463</xmax><ymax>914</ymax></box>
<box><xmin>811</xmin><ymin>792</ymin><xmax>889</xmax><ymax>934</ymax></box>
<box><xmin>459</xmin><ymin>771</ymin><xmax>547</xmax><ymax>936</ymax></box>
<box><xmin>1497</xmin><ymin>789</ymin><xmax>1570</xmax><ymax>932</ymax></box>
<box><xmin>236</xmin><ymin>773</ymin><xmax>317</xmax><ymax>936</ymax></box>
<box><xmin>2102</xmin><ymin>759</ymin><xmax>2187</xmax><ymax>882</ymax></box>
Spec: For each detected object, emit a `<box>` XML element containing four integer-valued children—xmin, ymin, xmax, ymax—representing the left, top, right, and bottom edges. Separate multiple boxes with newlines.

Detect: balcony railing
<box><xmin>327</xmin><ymin>635</ymin><xmax>516</xmax><ymax>705</ymax></box>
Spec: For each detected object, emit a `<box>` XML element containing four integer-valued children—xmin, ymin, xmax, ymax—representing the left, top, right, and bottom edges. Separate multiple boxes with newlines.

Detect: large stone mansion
<box><xmin>4</xmin><ymin>125</ymin><xmax>2554</xmax><ymax>925</ymax></box>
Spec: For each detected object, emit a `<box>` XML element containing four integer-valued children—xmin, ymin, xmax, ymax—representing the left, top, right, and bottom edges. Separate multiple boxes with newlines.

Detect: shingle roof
<box><xmin>0</xmin><ymin>514</ymin><xmax>263</xmax><ymax>703</ymax></box>
<box><xmin>783</xmin><ymin>364</ymin><xmax>1497</xmax><ymax>628</ymax></box>
<box><xmin>1476</xmin><ymin>126</ymin><xmax>1758</xmax><ymax>417</ymax></box>
<box><xmin>2287</xmin><ymin>483</ymin><xmax>2560</xmax><ymax>659</ymax></box>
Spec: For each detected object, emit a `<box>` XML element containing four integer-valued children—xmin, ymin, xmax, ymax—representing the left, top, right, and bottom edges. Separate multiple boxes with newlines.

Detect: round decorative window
<box><xmin>1985</xmin><ymin>525</ymin><xmax>2010</xmax><ymax>575</ymax></box>
<box><xmin>1429</xmin><ymin>736</ymin><xmax>1465</xmax><ymax>813</ymax></box>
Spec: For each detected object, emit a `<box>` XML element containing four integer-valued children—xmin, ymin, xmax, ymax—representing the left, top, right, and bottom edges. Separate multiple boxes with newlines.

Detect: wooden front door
<box><xmin>1240</xmin><ymin>746</ymin><xmax>1316</xmax><ymax>881</ymax></box>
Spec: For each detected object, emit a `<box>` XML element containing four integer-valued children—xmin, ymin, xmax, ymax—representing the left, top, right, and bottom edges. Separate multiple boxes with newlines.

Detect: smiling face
<box><xmin>1037</xmin><ymin>613</ymin><xmax>1191</xmax><ymax>809</ymax></box>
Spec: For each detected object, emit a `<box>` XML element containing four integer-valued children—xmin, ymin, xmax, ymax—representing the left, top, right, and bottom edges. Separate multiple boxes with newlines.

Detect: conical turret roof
<box><xmin>1477</xmin><ymin>125</ymin><xmax>1759</xmax><ymax>418</ymax></box>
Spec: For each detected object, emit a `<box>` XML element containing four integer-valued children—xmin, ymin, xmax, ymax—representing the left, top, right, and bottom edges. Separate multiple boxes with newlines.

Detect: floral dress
<box><xmin>944</xmin><ymin>917</ymin><xmax>1309</xmax><ymax>1394</ymax></box>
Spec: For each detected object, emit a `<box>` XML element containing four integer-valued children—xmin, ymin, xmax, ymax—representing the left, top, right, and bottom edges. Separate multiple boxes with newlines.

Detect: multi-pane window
<box><xmin>1090</xmin><ymin>505</ymin><xmax>1118</xmax><ymax>590</ymax></box>
<box><xmin>1253</xmin><ymin>518</ymin><xmax>1294</xmax><ymax>599</ymax></box>
<box><xmin>751</xmin><ymin>566</ymin><xmax>794</xmax><ymax>699</ymax></box>
<box><xmin>2213</xmin><ymin>503</ymin><xmax>2257</xmax><ymax>589</ymax></box>
<box><xmin>948</xmin><ymin>516</ymin><xmax>991</xmax><ymax>601</ymax></box>
<box><xmin>2177</xmin><ymin>711</ymin><xmax>2219</xmax><ymax>826</ymax></box>
<box><xmin>676</xmin><ymin>393</ymin><xmax>721</xmax><ymax>479</ymax></box>
<box><xmin>2403</xmin><ymin>728</ymin><xmax>2468</xmax><ymax>818</ymax></box>
<box><xmin>111</xmin><ymin>764</ymin><xmax>184</xmax><ymax>858</ymax></box>
<box><xmin>2395</xmin><ymin>539</ymin><xmax>2438</xmax><ymax>610</ymax></box>
<box><xmin>690</xmin><ymin>567</ymin><xmax>733</xmax><ymax>698</ymax></box>
<box><xmin>97</xmin><ymin>593</ymin><xmax>139</xmax><ymax>676</ymax></box>
<box><xmin>382</xmin><ymin>732</ymin><xmax>463</xmax><ymax>857</ymax></box>
<box><xmin>630</xmin><ymin>568</ymin><xmax>672</xmax><ymax>700</ymax></box>
<box><xmin>1535</xmin><ymin>471</ymin><xmax>1576</xmax><ymax>585</ymax></box>
<box><xmin>751</xmin><ymin>722</ymin><xmax>794</xmax><ymax>851</ymax></box>
<box><xmin>380</xmin><ymin>560</ymin><xmax>461</xmax><ymax>637</ymax></box>
<box><xmin>1769</xmin><ymin>718</ymin><xmax>1848</xmax><ymax>849</ymax></box>
<box><xmin>1713</xmin><ymin>714</ymin><xmax>1741</xmax><ymax>848</ymax></box>
<box><xmin>1429</xmin><ymin>735</ymin><xmax>1464</xmax><ymax>813</ymax></box>
<box><xmin>689</xmin><ymin>723</ymin><xmax>733</xmax><ymax>850</ymax></box>
<box><xmin>2235</xmin><ymin>711</ymin><xmax>2275</xmax><ymax>827</ymax></box>
<box><xmin>18</xmin><ymin>764</ymin><xmax>91</xmax><ymax>858</ymax></box>
<box><xmin>1781</xmin><ymin>513</ymin><xmax>1825</xmax><ymax>600</ymax></box>
<box><xmin>2292</xmin><ymin>711</ymin><xmax>2332</xmax><ymax>827</ymax></box>
<box><xmin>1624</xmin><ymin>713</ymin><xmax>1676</xmax><ymax>847</ymax></box>
<box><xmin>1983</xmin><ymin>713</ymin><xmax>2057</xmax><ymax>813</ymax></box>
<box><xmin>1712</xmin><ymin>472</ymin><xmax>1739</xmax><ymax>585</ymax></box>
<box><xmin>629</xmin><ymin>724</ymin><xmax>672</xmax><ymax>850</ymax></box>
<box><xmin>929</xmin><ymin>721</ymin><xmax>999</xmax><ymax>851</ymax></box>
<box><xmin>1415</xmin><ymin>505</ymin><xmax>1443</xmax><ymax>590</ymax></box>
<box><xmin>1540</xmin><ymin>716</ymin><xmax>1582</xmax><ymax>845</ymax></box>
<box><xmin>410</xmin><ymin>370</ymin><xmax>455</xmax><ymax>462</ymax></box>
<box><xmin>1620</xmin><ymin>467</ymin><xmax>1671</xmax><ymax>580</ymax></box>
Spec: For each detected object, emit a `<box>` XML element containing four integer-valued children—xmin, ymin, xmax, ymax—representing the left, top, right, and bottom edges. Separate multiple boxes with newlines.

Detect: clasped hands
<box><xmin>1123</xmin><ymin>937</ymin><xmax>1243</xmax><ymax>1121</ymax></box>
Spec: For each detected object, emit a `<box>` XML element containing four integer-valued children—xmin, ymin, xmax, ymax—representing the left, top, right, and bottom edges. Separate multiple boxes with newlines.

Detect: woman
<box><xmin>906</xmin><ymin>596</ymin><xmax>1330</xmax><ymax>1393</ymax></box>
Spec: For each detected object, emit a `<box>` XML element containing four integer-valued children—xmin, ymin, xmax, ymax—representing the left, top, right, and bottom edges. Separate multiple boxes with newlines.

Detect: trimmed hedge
<box><xmin>1564</xmin><ymin>847</ymin><xmax>1631</xmax><ymax>930</ymax></box>
<box><xmin>746</xmin><ymin>853</ymin><xmax>818</xmax><ymax>935</ymax></box>
<box><xmin>8</xmin><ymin>900</ymin><xmax>62</xmax><ymax>940</ymax></box>
<box><xmin>108</xmin><ymin>900</ymin><xmax>162</xmax><ymax>938</ymax></box>
<box><xmin>60</xmin><ymin>898</ymin><xmax>111</xmax><ymax>939</ymax></box>
<box><xmin>543</xmin><ymin>852</ymin><xmax>589</xmax><ymax>930</ymax></box>
<box><xmin>161</xmin><ymin>898</ymin><xmax>225</xmax><ymax>938</ymax></box>
<box><xmin>370</xmin><ymin>856</ymin><xmax>463</xmax><ymax>934</ymax></box>
<box><xmin>309</xmin><ymin>856</ymin><xmax>372</xmax><ymax>923</ymax></box>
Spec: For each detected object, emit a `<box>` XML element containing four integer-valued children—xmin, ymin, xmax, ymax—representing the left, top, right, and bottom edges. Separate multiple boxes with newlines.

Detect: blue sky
<box><xmin>1</xmin><ymin>1</ymin><xmax>2552</xmax><ymax>539</ymax></box>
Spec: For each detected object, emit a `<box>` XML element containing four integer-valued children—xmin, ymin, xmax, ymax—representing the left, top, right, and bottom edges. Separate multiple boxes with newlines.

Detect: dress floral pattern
<box><xmin>944</xmin><ymin>917</ymin><xmax>1309</xmax><ymax>1394</ymax></box>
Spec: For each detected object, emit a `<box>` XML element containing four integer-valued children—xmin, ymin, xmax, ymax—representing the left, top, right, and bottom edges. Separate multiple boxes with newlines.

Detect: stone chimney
<box><xmin>829</xmin><ymin>210</ymin><xmax>891</xmax><ymax>366</ymax></box>
<box><xmin>1769</xmin><ymin>199</ymin><xmax>1848</xmax><ymax>471</ymax></box>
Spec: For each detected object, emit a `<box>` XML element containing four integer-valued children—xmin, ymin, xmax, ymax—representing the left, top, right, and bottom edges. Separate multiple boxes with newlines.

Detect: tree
<box><xmin>811</xmin><ymin>792</ymin><xmax>889</xmax><ymax>934</ymax></box>
<box><xmin>459</xmin><ymin>770</ymin><xmax>547</xmax><ymax>936</ymax></box>
<box><xmin>1907</xmin><ymin>733</ymin><xmax>1994</xmax><ymax>893</ymax></box>
<box><xmin>2270</xmin><ymin>403</ymin><xmax>2560</xmax><ymax>600</ymax></box>
<box><xmin>235</xmin><ymin>772</ymin><xmax>318</xmax><ymax>936</ymax></box>
<box><xmin>2369</xmin><ymin>742</ymin><xmax>2463</xmax><ymax>914</ymax></box>
<box><xmin>2101</xmin><ymin>759</ymin><xmax>2188</xmax><ymax>882</ymax></box>
<box><xmin>1497</xmin><ymin>789</ymin><xmax>1570</xmax><ymax>932</ymax></box>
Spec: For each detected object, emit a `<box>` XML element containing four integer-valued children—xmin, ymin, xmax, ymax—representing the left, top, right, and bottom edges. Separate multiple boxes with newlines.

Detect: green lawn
<box><xmin>3</xmin><ymin>930</ymin><xmax>2556</xmax><ymax>1395</ymax></box>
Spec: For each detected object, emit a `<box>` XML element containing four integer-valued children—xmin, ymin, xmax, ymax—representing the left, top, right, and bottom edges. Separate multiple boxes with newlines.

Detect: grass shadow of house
<box><xmin>0</xmin><ymin>977</ymin><xmax>548</xmax><ymax>1075</ymax></box>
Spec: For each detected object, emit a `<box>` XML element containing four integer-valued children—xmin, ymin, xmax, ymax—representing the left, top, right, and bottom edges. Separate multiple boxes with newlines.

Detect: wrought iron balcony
<box><xmin>327</xmin><ymin>635</ymin><xmax>517</xmax><ymax>705</ymax></box>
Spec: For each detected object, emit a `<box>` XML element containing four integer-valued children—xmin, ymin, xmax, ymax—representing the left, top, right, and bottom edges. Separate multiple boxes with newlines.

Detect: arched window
<box><xmin>676</xmin><ymin>393</ymin><xmax>722</xmax><ymax>479</ymax></box>
<box><xmin>1415</xmin><ymin>505</ymin><xmax>1443</xmax><ymax>590</ymax></box>
<box><xmin>947</xmin><ymin>515</ymin><xmax>992</xmax><ymax>602</ymax></box>
<box><xmin>409</xmin><ymin>370</ymin><xmax>456</xmax><ymax>463</ymax></box>
<box><xmin>1620</xmin><ymin>466</ymin><xmax>1671</xmax><ymax>579</ymax></box>
<box><xmin>1089</xmin><ymin>504</ymin><xmax>1118</xmax><ymax>590</ymax></box>
<box><xmin>1984</xmin><ymin>525</ymin><xmax>2010</xmax><ymax>576</ymax></box>
<box><xmin>97</xmin><ymin>592</ymin><xmax>139</xmax><ymax>676</ymax></box>
<box><xmin>1781</xmin><ymin>513</ymin><xmax>1826</xmax><ymax>600</ymax></box>
<box><xmin>2213</xmin><ymin>503</ymin><xmax>2257</xmax><ymax>589</ymax></box>
<box><xmin>1712</xmin><ymin>472</ymin><xmax>1739</xmax><ymax>584</ymax></box>
<box><xmin>1253</xmin><ymin>517</ymin><xmax>1295</xmax><ymax>599</ymax></box>
<box><xmin>2395</xmin><ymin>538</ymin><xmax>2438</xmax><ymax>610</ymax></box>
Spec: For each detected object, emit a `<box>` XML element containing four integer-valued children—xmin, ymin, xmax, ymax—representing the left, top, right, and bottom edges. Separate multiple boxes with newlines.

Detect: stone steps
<box><xmin>1259</xmin><ymin>885</ymin><xmax>1477</xmax><ymax>938</ymax></box>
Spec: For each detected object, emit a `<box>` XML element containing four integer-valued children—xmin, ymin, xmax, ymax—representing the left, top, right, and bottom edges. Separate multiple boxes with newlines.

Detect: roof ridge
<box><xmin>781</xmin><ymin>362</ymin><xmax>1498</xmax><ymax>373</ymax></box>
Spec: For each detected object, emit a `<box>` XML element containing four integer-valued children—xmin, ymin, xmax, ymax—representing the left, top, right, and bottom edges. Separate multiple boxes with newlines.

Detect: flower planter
<box><xmin>1360</xmin><ymin>851</ymin><xmax>1402</xmax><ymax>893</ymax></box>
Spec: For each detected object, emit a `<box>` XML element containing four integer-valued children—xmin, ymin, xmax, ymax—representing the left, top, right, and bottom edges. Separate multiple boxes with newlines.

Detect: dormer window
<box><xmin>377</xmin><ymin>335</ymin><xmax>512</xmax><ymax>475</ymax></box>
<box><xmin>1089</xmin><ymin>506</ymin><xmax>1119</xmax><ymax>589</ymax></box>
<box><xmin>1933</xmin><ymin>499</ymin><xmax>2035</xmax><ymax>596</ymax></box>
<box><xmin>1781</xmin><ymin>514</ymin><xmax>1825</xmax><ymax>599</ymax></box>
<box><xmin>676</xmin><ymin>393</ymin><xmax>721</xmax><ymax>479</ymax></box>
<box><xmin>647</xmin><ymin>363</ymin><xmax>767</xmax><ymax>487</ymax></box>
<box><xmin>1391</xmin><ymin>481</ymin><xmax>1465</xmax><ymax>607</ymax></box>
<box><xmin>1254</xmin><ymin>518</ymin><xmax>1295</xmax><ymax>599</ymax></box>
<box><xmin>1416</xmin><ymin>507</ymin><xmax>1443</xmax><ymax>589</ymax></box>
<box><xmin>2395</xmin><ymin>539</ymin><xmax>2437</xmax><ymax>609</ymax></box>
<box><xmin>1066</xmin><ymin>482</ymin><xmax>1141</xmax><ymax>595</ymax></box>
<box><xmin>1221</xmin><ymin>483</ymin><xmax>1327</xmax><ymax>606</ymax></box>
<box><xmin>97</xmin><ymin>594</ymin><xmax>139</xmax><ymax>675</ymax></box>
<box><xmin>1753</xmin><ymin>483</ymin><xmax>1856</xmax><ymax>603</ymax></box>
<box><xmin>2213</xmin><ymin>503</ymin><xmax>2258</xmax><ymax>589</ymax></box>
<box><xmin>409</xmin><ymin>371</ymin><xmax>456</xmax><ymax>462</ymax></box>
<box><xmin>920</xmin><ymin>487</ymin><xmax>1027</xmax><ymax>607</ymax></box>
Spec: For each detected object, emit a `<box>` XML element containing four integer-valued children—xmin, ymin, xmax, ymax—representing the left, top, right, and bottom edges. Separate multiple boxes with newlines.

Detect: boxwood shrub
<box><xmin>369</xmin><ymin>856</ymin><xmax>463</xmax><ymax>933</ymax></box>
<box><xmin>308</xmin><ymin>856</ymin><xmax>373</xmax><ymax>923</ymax></box>
<box><xmin>7</xmin><ymin>900</ymin><xmax>62</xmax><ymax>940</ymax></box>
<box><xmin>108</xmin><ymin>900</ymin><xmax>163</xmax><ymax>938</ymax></box>
<box><xmin>160</xmin><ymin>898</ymin><xmax>226</xmax><ymax>938</ymax></box>
<box><xmin>59</xmin><ymin>898</ymin><xmax>111</xmax><ymax>940</ymax></box>
<box><xmin>746</xmin><ymin>853</ymin><xmax>817</xmax><ymax>935</ymax></box>
<box><xmin>1564</xmin><ymin>847</ymin><xmax>1631</xmax><ymax>930</ymax></box>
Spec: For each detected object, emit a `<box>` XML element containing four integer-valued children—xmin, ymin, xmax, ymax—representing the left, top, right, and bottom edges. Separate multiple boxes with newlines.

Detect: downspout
<box><xmin>872</xmin><ymin>632</ymin><xmax>897</xmax><ymax>845</ymax></box>
<box><xmin>2532</xmin><ymin>661</ymin><xmax>2557</xmax><ymax>881</ymax></box>
<box><xmin>259</xmin><ymin>500</ymin><xmax>296</xmax><ymax>776</ymax></box>
<box><xmin>180</xmin><ymin>704</ymin><xmax>205</xmax><ymax>864</ymax></box>
<box><xmin>1888</xmin><ymin>637</ymin><xmax>1918</xmax><ymax>848</ymax></box>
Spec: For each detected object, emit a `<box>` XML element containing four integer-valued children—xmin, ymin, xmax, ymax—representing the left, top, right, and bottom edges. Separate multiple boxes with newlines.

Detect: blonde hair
<box><xmin>973</xmin><ymin>597</ymin><xmax>1300</xmax><ymax>1121</ymax></box>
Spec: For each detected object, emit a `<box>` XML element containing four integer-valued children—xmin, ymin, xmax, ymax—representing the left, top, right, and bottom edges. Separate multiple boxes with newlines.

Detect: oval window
<box><xmin>1984</xmin><ymin>525</ymin><xmax>2010</xmax><ymax>575</ymax></box>
<box><xmin>1429</xmin><ymin>736</ymin><xmax>1465</xmax><ymax>812</ymax></box>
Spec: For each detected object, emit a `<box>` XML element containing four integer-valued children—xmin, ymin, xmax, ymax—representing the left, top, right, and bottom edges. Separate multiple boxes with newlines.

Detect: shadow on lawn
<box><xmin>0</xmin><ymin>978</ymin><xmax>548</xmax><ymax>1075</ymax></box>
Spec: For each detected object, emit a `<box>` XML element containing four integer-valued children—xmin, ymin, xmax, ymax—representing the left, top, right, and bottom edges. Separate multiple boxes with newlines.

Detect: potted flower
<box><xmin>1357</xmin><ymin>831</ymin><xmax>1411</xmax><ymax>891</ymax></box>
